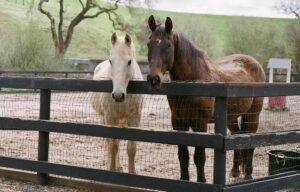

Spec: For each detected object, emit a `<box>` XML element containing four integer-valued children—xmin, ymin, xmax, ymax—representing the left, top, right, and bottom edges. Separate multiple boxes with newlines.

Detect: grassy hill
<box><xmin>0</xmin><ymin>0</ymin><xmax>294</xmax><ymax>68</ymax></box>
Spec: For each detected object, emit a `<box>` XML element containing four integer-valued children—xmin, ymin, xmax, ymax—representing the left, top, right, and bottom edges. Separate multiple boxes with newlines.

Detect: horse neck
<box><xmin>170</xmin><ymin>33</ymin><xmax>214</xmax><ymax>81</ymax></box>
<box><xmin>128</xmin><ymin>44</ymin><xmax>143</xmax><ymax>80</ymax></box>
<box><xmin>132</xmin><ymin>59</ymin><xmax>143</xmax><ymax>80</ymax></box>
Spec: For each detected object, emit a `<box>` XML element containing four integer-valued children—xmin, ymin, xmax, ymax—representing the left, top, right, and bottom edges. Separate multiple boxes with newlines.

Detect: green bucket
<box><xmin>267</xmin><ymin>150</ymin><xmax>300</xmax><ymax>175</ymax></box>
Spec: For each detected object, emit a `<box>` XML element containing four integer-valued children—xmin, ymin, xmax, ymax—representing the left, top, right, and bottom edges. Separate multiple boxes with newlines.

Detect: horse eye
<box><xmin>128</xmin><ymin>60</ymin><xmax>132</xmax><ymax>66</ymax></box>
<box><xmin>109</xmin><ymin>60</ymin><xmax>112</xmax><ymax>64</ymax></box>
<box><xmin>167</xmin><ymin>42</ymin><xmax>171</xmax><ymax>48</ymax></box>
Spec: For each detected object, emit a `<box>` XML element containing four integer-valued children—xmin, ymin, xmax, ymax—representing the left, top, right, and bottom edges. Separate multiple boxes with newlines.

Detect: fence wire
<box><xmin>226</xmin><ymin>143</ymin><xmax>299</xmax><ymax>184</ymax></box>
<box><xmin>0</xmin><ymin>91</ymin><xmax>299</xmax><ymax>184</ymax></box>
<box><xmin>0</xmin><ymin>72</ymin><xmax>92</xmax><ymax>79</ymax></box>
<box><xmin>0</xmin><ymin>131</ymin><xmax>38</xmax><ymax>161</ymax></box>
<box><xmin>0</xmin><ymin>93</ymin><xmax>40</xmax><ymax>119</ymax></box>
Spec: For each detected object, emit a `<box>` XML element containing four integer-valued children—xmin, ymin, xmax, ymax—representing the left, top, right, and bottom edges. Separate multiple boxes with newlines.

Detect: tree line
<box><xmin>1</xmin><ymin>0</ymin><xmax>300</xmax><ymax>72</ymax></box>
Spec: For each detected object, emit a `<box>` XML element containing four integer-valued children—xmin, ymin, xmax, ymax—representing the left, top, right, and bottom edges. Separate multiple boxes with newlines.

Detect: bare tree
<box><xmin>276</xmin><ymin>0</ymin><xmax>300</xmax><ymax>19</ymax></box>
<box><xmin>38</xmin><ymin>0</ymin><xmax>130</xmax><ymax>56</ymax></box>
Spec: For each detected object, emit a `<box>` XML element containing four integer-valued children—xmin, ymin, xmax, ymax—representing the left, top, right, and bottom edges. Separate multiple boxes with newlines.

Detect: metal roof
<box><xmin>267</xmin><ymin>58</ymin><xmax>292</xmax><ymax>69</ymax></box>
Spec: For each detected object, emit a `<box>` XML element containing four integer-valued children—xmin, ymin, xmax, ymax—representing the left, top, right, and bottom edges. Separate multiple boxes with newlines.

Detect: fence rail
<box><xmin>0</xmin><ymin>77</ymin><xmax>299</xmax><ymax>191</ymax></box>
<box><xmin>2</xmin><ymin>77</ymin><xmax>300</xmax><ymax>96</ymax></box>
<box><xmin>0</xmin><ymin>156</ymin><xmax>221</xmax><ymax>192</ymax></box>
<box><xmin>0</xmin><ymin>117</ymin><xmax>224</xmax><ymax>149</ymax></box>
<box><xmin>1</xmin><ymin>69</ymin><xmax>300</xmax><ymax>82</ymax></box>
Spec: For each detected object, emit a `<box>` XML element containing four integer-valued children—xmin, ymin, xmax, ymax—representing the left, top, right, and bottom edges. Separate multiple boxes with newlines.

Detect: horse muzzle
<box><xmin>112</xmin><ymin>92</ymin><xmax>125</xmax><ymax>102</ymax></box>
<box><xmin>147</xmin><ymin>74</ymin><xmax>161</xmax><ymax>90</ymax></box>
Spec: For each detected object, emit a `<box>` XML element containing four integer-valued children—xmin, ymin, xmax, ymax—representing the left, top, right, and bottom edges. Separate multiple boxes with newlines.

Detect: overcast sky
<box><xmin>150</xmin><ymin>0</ymin><xmax>294</xmax><ymax>18</ymax></box>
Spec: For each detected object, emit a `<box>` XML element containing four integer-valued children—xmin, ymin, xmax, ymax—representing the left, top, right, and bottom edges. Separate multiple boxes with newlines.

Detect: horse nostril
<box><xmin>155</xmin><ymin>76</ymin><xmax>161</xmax><ymax>84</ymax></box>
<box><xmin>147</xmin><ymin>75</ymin><xmax>161</xmax><ymax>87</ymax></box>
<box><xmin>151</xmin><ymin>75</ymin><xmax>160</xmax><ymax>85</ymax></box>
<box><xmin>147</xmin><ymin>75</ymin><xmax>151</xmax><ymax>83</ymax></box>
<box><xmin>112</xmin><ymin>92</ymin><xmax>125</xmax><ymax>102</ymax></box>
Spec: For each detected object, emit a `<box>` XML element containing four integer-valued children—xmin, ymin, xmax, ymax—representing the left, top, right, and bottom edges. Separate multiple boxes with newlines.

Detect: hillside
<box><xmin>0</xmin><ymin>0</ymin><xmax>293</xmax><ymax>63</ymax></box>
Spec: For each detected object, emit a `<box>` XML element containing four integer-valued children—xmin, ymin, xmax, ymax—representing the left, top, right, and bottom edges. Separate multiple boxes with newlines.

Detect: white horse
<box><xmin>90</xmin><ymin>33</ymin><xmax>143</xmax><ymax>174</ymax></box>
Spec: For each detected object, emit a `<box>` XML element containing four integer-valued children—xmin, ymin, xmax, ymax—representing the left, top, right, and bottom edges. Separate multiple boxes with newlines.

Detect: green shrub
<box><xmin>177</xmin><ymin>19</ymin><xmax>219</xmax><ymax>59</ymax></box>
<box><xmin>224</xmin><ymin>18</ymin><xmax>286</xmax><ymax>68</ymax></box>
<box><xmin>135</xmin><ymin>18</ymin><xmax>150</xmax><ymax>60</ymax></box>
<box><xmin>135</xmin><ymin>17</ymin><xmax>162</xmax><ymax>61</ymax></box>
<box><xmin>0</xmin><ymin>20</ymin><xmax>74</xmax><ymax>71</ymax></box>
<box><xmin>285</xmin><ymin>20</ymin><xmax>300</xmax><ymax>72</ymax></box>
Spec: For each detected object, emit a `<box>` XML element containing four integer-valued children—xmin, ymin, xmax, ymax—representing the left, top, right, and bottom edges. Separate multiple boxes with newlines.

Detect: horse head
<box><xmin>146</xmin><ymin>15</ymin><xmax>176</xmax><ymax>90</ymax></box>
<box><xmin>110</xmin><ymin>32</ymin><xmax>136</xmax><ymax>102</ymax></box>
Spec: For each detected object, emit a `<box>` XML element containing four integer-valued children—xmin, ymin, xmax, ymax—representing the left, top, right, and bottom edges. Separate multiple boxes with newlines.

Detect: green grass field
<box><xmin>0</xmin><ymin>0</ymin><xmax>293</xmax><ymax>63</ymax></box>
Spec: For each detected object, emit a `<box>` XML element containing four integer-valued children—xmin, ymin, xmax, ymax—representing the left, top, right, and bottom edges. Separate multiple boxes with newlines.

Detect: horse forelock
<box><xmin>110</xmin><ymin>35</ymin><xmax>142</xmax><ymax>81</ymax></box>
<box><xmin>111</xmin><ymin>36</ymin><xmax>136</xmax><ymax>60</ymax></box>
<box><xmin>154</xmin><ymin>24</ymin><xmax>165</xmax><ymax>37</ymax></box>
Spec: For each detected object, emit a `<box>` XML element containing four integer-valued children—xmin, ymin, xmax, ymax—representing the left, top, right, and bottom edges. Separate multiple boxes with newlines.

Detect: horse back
<box><xmin>168</xmin><ymin>54</ymin><xmax>266</xmax><ymax>126</ymax></box>
<box><xmin>214</xmin><ymin>54</ymin><xmax>266</xmax><ymax>83</ymax></box>
<box><xmin>214</xmin><ymin>54</ymin><xmax>265</xmax><ymax>120</ymax></box>
<box><xmin>93</xmin><ymin>60</ymin><xmax>111</xmax><ymax>80</ymax></box>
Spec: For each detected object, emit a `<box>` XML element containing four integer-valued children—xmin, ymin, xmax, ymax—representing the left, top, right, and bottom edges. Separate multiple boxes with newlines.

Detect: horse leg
<box><xmin>194</xmin><ymin>147</ymin><xmax>206</xmax><ymax>182</ymax></box>
<box><xmin>241</xmin><ymin>148</ymin><xmax>255</xmax><ymax>180</ymax></box>
<box><xmin>115</xmin><ymin>145</ymin><xmax>122</xmax><ymax>171</ymax></box>
<box><xmin>106</xmin><ymin>138</ymin><xmax>120</xmax><ymax>171</ymax></box>
<box><xmin>241</xmin><ymin>113</ymin><xmax>256</xmax><ymax>180</ymax></box>
<box><xmin>172</xmin><ymin>118</ymin><xmax>190</xmax><ymax>180</ymax></box>
<box><xmin>178</xmin><ymin>145</ymin><xmax>189</xmax><ymax>180</ymax></box>
<box><xmin>106</xmin><ymin>138</ymin><xmax>112</xmax><ymax>170</ymax></box>
<box><xmin>191</xmin><ymin>119</ymin><xmax>207</xmax><ymax>182</ymax></box>
<box><xmin>127</xmin><ymin>140</ymin><xmax>136</xmax><ymax>174</ymax></box>
<box><xmin>228</xmin><ymin>119</ymin><xmax>242</xmax><ymax>178</ymax></box>
<box><xmin>241</xmin><ymin>98</ymin><xmax>263</xmax><ymax>180</ymax></box>
<box><xmin>127</xmin><ymin>114</ymin><xmax>140</xmax><ymax>174</ymax></box>
<box><xmin>105</xmin><ymin>117</ymin><xmax>122</xmax><ymax>172</ymax></box>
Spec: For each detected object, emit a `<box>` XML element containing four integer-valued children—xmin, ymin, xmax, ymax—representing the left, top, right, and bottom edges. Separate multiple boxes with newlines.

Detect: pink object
<box><xmin>268</xmin><ymin>96</ymin><xmax>286</xmax><ymax>109</ymax></box>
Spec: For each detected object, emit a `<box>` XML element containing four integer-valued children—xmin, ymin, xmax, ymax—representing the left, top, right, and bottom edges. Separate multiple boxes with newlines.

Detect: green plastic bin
<box><xmin>267</xmin><ymin>150</ymin><xmax>300</xmax><ymax>175</ymax></box>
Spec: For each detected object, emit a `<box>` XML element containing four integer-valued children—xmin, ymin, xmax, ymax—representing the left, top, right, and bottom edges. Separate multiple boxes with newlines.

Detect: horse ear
<box><xmin>148</xmin><ymin>15</ymin><xmax>156</xmax><ymax>32</ymax></box>
<box><xmin>125</xmin><ymin>33</ymin><xmax>131</xmax><ymax>46</ymax></box>
<box><xmin>111</xmin><ymin>32</ymin><xmax>117</xmax><ymax>45</ymax></box>
<box><xmin>165</xmin><ymin>17</ymin><xmax>173</xmax><ymax>34</ymax></box>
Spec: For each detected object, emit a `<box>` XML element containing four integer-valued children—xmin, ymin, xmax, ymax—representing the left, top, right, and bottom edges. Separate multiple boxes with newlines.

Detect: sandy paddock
<box><xmin>0</xmin><ymin>92</ymin><xmax>299</xmax><ymax>191</ymax></box>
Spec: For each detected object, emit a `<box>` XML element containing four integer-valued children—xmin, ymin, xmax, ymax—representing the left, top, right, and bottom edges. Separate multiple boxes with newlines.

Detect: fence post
<box><xmin>37</xmin><ymin>89</ymin><xmax>51</xmax><ymax>186</ymax></box>
<box><xmin>213</xmin><ymin>97</ymin><xmax>228</xmax><ymax>186</ymax></box>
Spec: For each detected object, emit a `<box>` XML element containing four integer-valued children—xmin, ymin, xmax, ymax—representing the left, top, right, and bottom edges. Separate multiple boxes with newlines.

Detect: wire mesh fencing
<box><xmin>0</xmin><ymin>91</ymin><xmax>299</xmax><ymax>184</ymax></box>
<box><xmin>0</xmin><ymin>72</ymin><xmax>93</xmax><ymax>79</ymax></box>
<box><xmin>226</xmin><ymin>143</ymin><xmax>299</xmax><ymax>184</ymax></box>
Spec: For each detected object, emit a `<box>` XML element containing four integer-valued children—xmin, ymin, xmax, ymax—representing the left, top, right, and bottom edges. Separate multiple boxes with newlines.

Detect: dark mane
<box><xmin>156</xmin><ymin>25</ymin><xmax>205</xmax><ymax>56</ymax></box>
<box><xmin>154</xmin><ymin>24</ymin><xmax>166</xmax><ymax>37</ymax></box>
<box><xmin>172</xmin><ymin>31</ymin><xmax>211</xmax><ymax>81</ymax></box>
<box><xmin>175</xmin><ymin>32</ymin><xmax>207</xmax><ymax>63</ymax></box>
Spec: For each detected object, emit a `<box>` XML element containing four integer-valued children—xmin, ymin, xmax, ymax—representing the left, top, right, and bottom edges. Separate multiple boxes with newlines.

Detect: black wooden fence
<box><xmin>0</xmin><ymin>77</ymin><xmax>299</xmax><ymax>192</ymax></box>
<box><xmin>1</xmin><ymin>57</ymin><xmax>300</xmax><ymax>82</ymax></box>
<box><xmin>1</xmin><ymin>71</ymin><xmax>300</xmax><ymax>82</ymax></box>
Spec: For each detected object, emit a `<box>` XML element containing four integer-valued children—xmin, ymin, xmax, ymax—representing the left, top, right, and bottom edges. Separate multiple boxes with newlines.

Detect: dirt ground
<box><xmin>0</xmin><ymin>92</ymin><xmax>299</xmax><ymax>191</ymax></box>
<box><xmin>0</xmin><ymin>177</ymin><xmax>92</xmax><ymax>192</ymax></box>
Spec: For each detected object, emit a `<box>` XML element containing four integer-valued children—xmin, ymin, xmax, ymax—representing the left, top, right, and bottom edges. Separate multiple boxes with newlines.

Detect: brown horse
<box><xmin>146</xmin><ymin>15</ymin><xmax>266</xmax><ymax>182</ymax></box>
